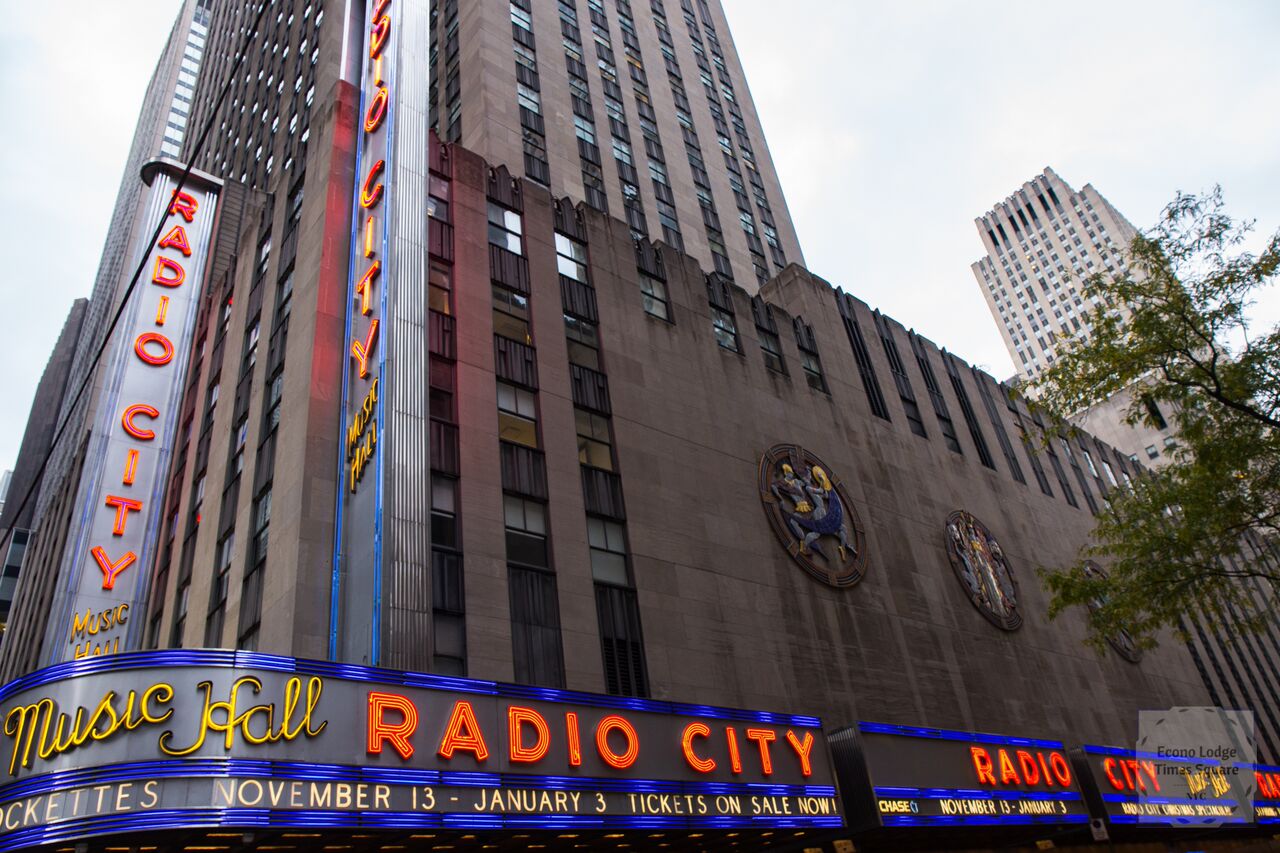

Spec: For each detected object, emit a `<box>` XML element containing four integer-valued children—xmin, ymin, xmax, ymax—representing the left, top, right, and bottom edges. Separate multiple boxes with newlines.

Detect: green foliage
<box><xmin>1033</xmin><ymin>189</ymin><xmax>1280</xmax><ymax>652</ymax></box>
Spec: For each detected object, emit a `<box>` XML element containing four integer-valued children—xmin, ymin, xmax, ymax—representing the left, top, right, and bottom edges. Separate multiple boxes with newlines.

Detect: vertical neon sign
<box><xmin>44</xmin><ymin>163</ymin><xmax>221</xmax><ymax>663</ymax></box>
<box><xmin>333</xmin><ymin>0</ymin><xmax>395</xmax><ymax>663</ymax></box>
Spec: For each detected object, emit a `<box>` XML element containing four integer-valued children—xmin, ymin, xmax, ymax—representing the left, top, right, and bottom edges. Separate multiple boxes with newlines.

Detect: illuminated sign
<box><xmin>1251</xmin><ymin>763</ymin><xmax>1280</xmax><ymax>823</ymax></box>
<box><xmin>331</xmin><ymin>0</ymin><xmax>398</xmax><ymax>666</ymax></box>
<box><xmin>43</xmin><ymin>161</ymin><xmax>220</xmax><ymax>664</ymax></box>
<box><xmin>0</xmin><ymin>651</ymin><xmax>840</xmax><ymax>850</ymax></box>
<box><xmin>1078</xmin><ymin>745</ymin><xmax>1253</xmax><ymax>826</ymax></box>
<box><xmin>834</xmin><ymin>722</ymin><xmax>1090</xmax><ymax>829</ymax></box>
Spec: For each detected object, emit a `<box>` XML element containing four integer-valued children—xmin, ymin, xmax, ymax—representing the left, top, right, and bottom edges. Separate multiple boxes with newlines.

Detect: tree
<box><xmin>1033</xmin><ymin>188</ymin><xmax>1280</xmax><ymax>652</ymax></box>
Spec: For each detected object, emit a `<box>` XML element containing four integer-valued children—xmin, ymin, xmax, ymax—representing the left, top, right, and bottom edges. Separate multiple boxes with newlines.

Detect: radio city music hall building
<box><xmin>2</xmin><ymin>0</ymin><xmax>1280</xmax><ymax>851</ymax></box>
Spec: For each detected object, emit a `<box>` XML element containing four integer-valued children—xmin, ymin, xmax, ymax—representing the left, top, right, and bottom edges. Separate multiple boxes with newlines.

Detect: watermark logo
<box><xmin>1135</xmin><ymin>707</ymin><xmax>1255</xmax><ymax>827</ymax></box>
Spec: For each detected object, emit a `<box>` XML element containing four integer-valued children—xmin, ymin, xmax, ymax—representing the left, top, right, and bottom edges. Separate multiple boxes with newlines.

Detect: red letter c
<box><xmin>121</xmin><ymin>404</ymin><xmax>160</xmax><ymax>440</ymax></box>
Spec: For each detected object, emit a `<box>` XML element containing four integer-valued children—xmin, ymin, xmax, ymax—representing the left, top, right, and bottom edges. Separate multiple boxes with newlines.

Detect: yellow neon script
<box><xmin>158</xmin><ymin>675</ymin><xmax>326</xmax><ymax>756</ymax></box>
<box><xmin>347</xmin><ymin>378</ymin><xmax>378</xmax><ymax>491</ymax></box>
<box><xmin>4</xmin><ymin>683</ymin><xmax>174</xmax><ymax>775</ymax></box>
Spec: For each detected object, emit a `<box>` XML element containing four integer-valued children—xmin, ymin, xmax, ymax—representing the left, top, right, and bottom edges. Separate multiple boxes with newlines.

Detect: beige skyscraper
<box><xmin>970</xmin><ymin>167</ymin><xmax>1137</xmax><ymax>381</ymax></box>
<box><xmin>971</xmin><ymin>168</ymin><xmax>1177</xmax><ymax>464</ymax></box>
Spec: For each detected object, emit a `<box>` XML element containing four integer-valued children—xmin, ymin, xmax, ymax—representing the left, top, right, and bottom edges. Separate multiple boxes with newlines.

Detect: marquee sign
<box><xmin>833</xmin><ymin>722</ymin><xmax>1090</xmax><ymax>829</ymax></box>
<box><xmin>0</xmin><ymin>651</ymin><xmax>840</xmax><ymax>850</ymax></box>
<box><xmin>1077</xmin><ymin>744</ymin><xmax>1253</xmax><ymax>826</ymax></box>
<box><xmin>1251</xmin><ymin>763</ymin><xmax>1280</xmax><ymax>823</ymax></box>
<box><xmin>42</xmin><ymin>160</ymin><xmax>221</xmax><ymax>664</ymax></box>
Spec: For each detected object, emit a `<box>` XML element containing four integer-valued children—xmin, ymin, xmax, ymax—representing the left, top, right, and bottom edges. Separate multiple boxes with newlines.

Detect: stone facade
<box><xmin>440</xmin><ymin>142</ymin><xmax>1213</xmax><ymax>751</ymax></box>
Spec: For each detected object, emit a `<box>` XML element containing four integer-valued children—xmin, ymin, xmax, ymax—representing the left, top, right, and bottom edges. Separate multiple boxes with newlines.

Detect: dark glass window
<box><xmin>509</xmin><ymin>567</ymin><xmax>565</xmax><ymax>688</ymax></box>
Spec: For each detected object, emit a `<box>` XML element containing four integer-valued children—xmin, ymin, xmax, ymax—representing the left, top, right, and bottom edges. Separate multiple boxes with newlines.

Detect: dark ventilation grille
<box><xmin>943</xmin><ymin>353</ymin><xmax>995</xmax><ymax>470</ymax></box>
<box><xmin>500</xmin><ymin>442</ymin><xmax>547</xmax><ymax>499</ymax></box>
<box><xmin>509</xmin><ymin>567</ymin><xmax>565</xmax><ymax>688</ymax></box>
<box><xmin>836</xmin><ymin>294</ymin><xmax>891</xmax><ymax>421</ymax></box>
<box><xmin>595</xmin><ymin>584</ymin><xmax>649</xmax><ymax>697</ymax></box>
<box><xmin>494</xmin><ymin>337</ymin><xmax>538</xmax><ymax>389</ymax></box>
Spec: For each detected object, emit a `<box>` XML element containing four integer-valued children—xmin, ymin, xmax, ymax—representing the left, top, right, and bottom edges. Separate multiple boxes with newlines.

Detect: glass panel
<box><xmin>578</xmin><ymin>436</ymin><xmax>614</xmax><ymax>470</ymax></box>
<box><xmin>498</xmin><ymin>411</ymin><xmax>538</xmax><ymax>448</ymax></box>
<box><xmin>591</xmin><ymin>549</ymin><xmax>628</xmax><ymax>585</ymax></box>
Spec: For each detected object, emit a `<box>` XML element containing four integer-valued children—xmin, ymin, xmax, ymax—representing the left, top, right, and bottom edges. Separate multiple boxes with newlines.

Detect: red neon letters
<box><xmin>355</xmin><ymin>260</ymin><xmax>381</xmax><ymax>316</ymax></box>
<box><xmin>351</xmin><ymin>319</ymin><xmax>380</xmax><ymax>378</ymax></box>
<box><xmin>362</xmin><ymin>693</ymin><xmax>818</xmax><ymax>781</ymax></box>
<box><xmin>121</xmin><ymin>404</ymin><xmax>160</xmax><ymax>440</ymax></box>
<box><xmin>168</xmin><ymin>191</ymin><xmax>198</xmax><ymax>222</ymax></box>
<box><xmin>346</xmin><ymin>2</ymin><xmax>393</xmax><ymax>394</ymax></box>
<box><xmin>508</xmin><ymin>706</ymin><xmax>551</xmax><ymax>764</ymax></box>
<box><xmin>437</xmin><ymin>701</ymin><xmax>490</xmax><ymax>761</ymax></box>
<box><xmin>104</xmin><ymin>495</ymin><xmax>143</xmax><ymax>536</ymax></box>
<box><xmin>365</xmin><ymin>88</ymin><xmax>388</xmax><ymax>133</ymax></box>
<box><xmin>88</xmin><ymin>182</ymin><xmax>201</xmax><ymax>596</ymax></box>
<box><xmin>151</xmin><ymin>255</ymin><xmax>186</xmax><ymax>287</ymax></box>
<box><xmin>971</xmin><ymin>746</ymin><xmax>1073</xmax><ymax>788</ymax></box>
<box><xmin>360</xmin><ymin>160</ymin><xmax>385</xmax><ymax>210</ymax></box>
<box><xmin>565</xmin><ymin>711</ymin><xmax>582</xmax><ymax>767</ymax></box>
<box><xmin>682</xmin><ymin>722</ymin><xmax>715</xmax><ymax>773</ymax></box>
<box><xmin>134</xmin><ymin>332</ymin><xmax>175</xmax><ymax>366</ymax></box>
<box><xmin>91</xmin><ymin>547</ymin><xmax>137</xmax><ymax>591</ymax></box>
<box><xmin>1102</xmin><ymin>756</ymin><xmax>1161</xmax><ymax>793</ymax></box>
<box><xmin>367</xmin><ymin>691</ymin><xmax>418</xmax><ymax>759</ymax></box>
<box><xmin>156</xmin><ymin>225</ymin><xmax>192</xmax><ymax>256</ymax></box>
<box><xmin>596</xmin><ymin>715</ymin><xmax>640</xmax><ymax>770</ymax></box>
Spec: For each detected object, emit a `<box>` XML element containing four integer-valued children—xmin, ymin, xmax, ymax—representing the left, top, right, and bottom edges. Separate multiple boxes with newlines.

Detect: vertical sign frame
<box><xmin>331</xmin><ymin>0</ymin><xmax>397</xmax><ymax>664</ymax></box>
<box><xmin>43</xmin><ymin>160</ymin><xmax>222</xmax><ymax>663</ymax></box>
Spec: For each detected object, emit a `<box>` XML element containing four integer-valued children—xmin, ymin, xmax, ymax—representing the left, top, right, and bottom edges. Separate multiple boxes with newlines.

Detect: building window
<box><xmin>759</xmin><ymin>326</ymin><xmax>784</xmax><ymax>374</ymax></box>
<box><xmin>497</xmin><ymin>381</ymin><xmax>539</xmax><ymax>448</ymax></box>
<box><xmin>587</xmin><ymin>517</ymin><xmax>628</xmax><ymax>585</ymax></box>
<box><xmin>710</xmin><ymin>306</ymin><xmax>739</xmax><ymax>352</ymax></box>
<box><xmin>800</xmin><ymin>348</ymin><xmax>826</xmax><ymax>392</ymax></box>
<box><xmin>432</xmin><ymin>550</ymin><xmax>466</xmax><ymax>675</ymax></box>
<box><xmin>640</xmin><ymin>274</ymin><xmax>669</xmax><ymax>320</ymax></box>
<box><xmin>1143</xmin><ymin>395</ymin><xmax>1169</xmax><ymax>430</ymax></box>
<box><xmin>431</xmin><ymin>474</ymin><xmax>458</xmax><ymax>550</ymax></box>
<box><xmin>487</xmin><ymin>202</ymin><xmax>523</xmax><ymax>254</ymax></box>
<box><xmin>1145</xmin><ymin>444</ymin><xmax>1159</xmax><ymax>460</ymax></box>
<box><xmin>564</xmin><ymin>315</ymin><xmax>600</xmax><ymax>369</ymax></box>
<box><xmin>555</xmin><ymin>233</ymin><xmax>588</xmax><ymax>282</ymax></box>
<box><xmin>493</xmin><ymin>284</ymin><xmax>532</xmax><ymax>342</ymax></box>
<box><xmin>204</xmin><ymin>532</ymin><xmax>234</xmax><ymax>647</ymax></box>
<box><xmin>576</xmin><ymin>407</ymin><xmax>613</xmax><ymax>470</ymax></box>
<box><xmin>251</xmin><ymin>487</ymin><xmax>272</xmax><ymax>566</ymax></box>
<box><xmin>509</xmin><ymin>566</ymin><xmax>565</xmax><ymax>688</ymax></box>
<box><xmin>432</xmin><ymin>474</ymin><xmax>465</xmax><ymax>675</ymax></box>
<box><xmin>505</xmin><ymin>496</ymin><xmax>548</xmax><ymax>568</ymax></box>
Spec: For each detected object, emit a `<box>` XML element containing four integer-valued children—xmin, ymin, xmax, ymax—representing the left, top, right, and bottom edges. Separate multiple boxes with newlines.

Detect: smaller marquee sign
<box><xmin>1249</xmin><ymin>763</ymin><xmax>1280</xmax><ymax>823</ymax></box>
<box><xmin>833</xmin><ymin>722</ymin><xmax>1090</xmax><ymax>830</ymax></box>
<box><xmin>1077</xmin><ymin>744</ymin><xmax>1254</xmax><ymax>827</ymax></box>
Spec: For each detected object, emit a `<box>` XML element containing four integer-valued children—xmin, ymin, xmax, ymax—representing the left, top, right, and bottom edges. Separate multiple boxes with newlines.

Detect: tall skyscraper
<box><xmin>970</xmin><ymin>168</ymin><xmax>1178</xmax><ymax>463</ymax></box>
<box><xmin>970</xmin><ymin>167</ymin><xmax>1138</xmax><ymax>383</ymax></box>
<box><xmin>0</xmin><ymin>0</ymin><xmax>216</xmax><ymax>677</ymax></box>
<box><xmin>4</xmin><ymin>3</ymin><xmax>1280</xmax><ymax>850</ymax></box>
<box><xmin>431</xmin><ymin>0</ymin><xmax>804</xmax><ymax>287</ymax></box>
<box><xmin>0</xmin><ymin>302</ymin><xmax>86</xmax><ymax>641</ymax></box>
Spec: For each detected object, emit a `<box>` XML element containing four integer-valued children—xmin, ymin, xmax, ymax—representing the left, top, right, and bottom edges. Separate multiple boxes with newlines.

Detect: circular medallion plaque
<box><xmin>758</xmin><ymin>444</ymin><xmax>867</xmax><ymax>587</ymax></box>
<box><xmin>944</xmin><ymin>510</ymin><xmax>1022</xmax><ymax>630</ymax></box>
<box><xmin>1083</xmin><ymin>561</ymin><xmax>1142</xmax><ymax>663</ymax></box>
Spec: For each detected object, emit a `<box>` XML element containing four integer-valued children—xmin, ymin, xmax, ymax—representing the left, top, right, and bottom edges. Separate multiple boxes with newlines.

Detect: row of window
<box><xmin>486</xmin><ymin>194</ymin><xmax>649</xmax><ymax>696</ymax></box>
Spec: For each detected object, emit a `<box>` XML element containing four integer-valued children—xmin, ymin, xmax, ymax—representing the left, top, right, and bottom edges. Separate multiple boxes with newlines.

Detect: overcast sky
<box><xmin>0</xmin><ymin>1</ymin><xmax>1277</xmax><ymax>474</ymax></box>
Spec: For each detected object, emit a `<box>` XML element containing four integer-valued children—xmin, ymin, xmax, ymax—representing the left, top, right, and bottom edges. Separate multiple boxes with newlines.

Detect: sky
<box><xmin>0</xmin><ymin>1</ymin><xmax>1278</xmax><ymax>471</ymax></box>
<box><xmin>0</xmin><ymin>2</ymin><xmax>185</xmax><ymax>473</ymax></box>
